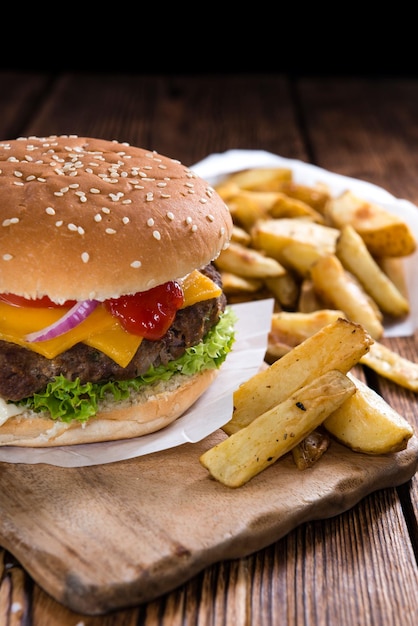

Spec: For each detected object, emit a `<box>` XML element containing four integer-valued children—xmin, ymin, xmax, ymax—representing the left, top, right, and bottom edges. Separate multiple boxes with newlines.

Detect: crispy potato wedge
<box><xmin>326</xmin><ymin>190</ymin><xmax>416</xmax><ymax>257</ymax></box>
<box><xmin>225</xmin><ymin>317</ymin><xmax>372</xmax><ymax>435</ymax></box>
<box><xmin>310</xmin><ymin>254</ymin><xmax>384</xmax><ymax>339</ymax></box>
<box><xmin>227</xmin><ymin>194</ymin><xmax>267</xmax><ymax>231</ymax></box>
<box><xmin>251</xmin><ymin>218</ymin><xmax>339</xmax><ymax>266</ymax></box>
<box><xmin>324</xmin><ymin>374</ymin><xmax>414</xmax><ymax>454</ymax></box>
<box><xmin>291</xmin><ymin>429</ymin><xmax>332</xmax><ymax>470</ymax></box>
<box><xmin>230</xmin><ymin>224</ymin><xmax>252</xmax><ymax>246</ymax></box>
<box><xmin>215</xmin><ymin>241</ymin><xmax>286</xmax><ymax>278</ymax></box>
<box><xmin>221</xmin><ymin>272</ymin><xmax>264</xmax><ymax>295</ymax></box>
<box><xmin>268</xmin><ymin>309</ymin><xmax>346</xmax><ymax>354</ymax></box>
<box><xmin>201</xmin><ymin>370</ymin><xmax>356</xmax><ymax>487</ymax></box>
<box><xmin>297</xmin><ymin>278</ymin><xmax>327</xmax><ymax>312</ymax></box>
<box><xmin>276</xmin><ymin>181</ymin><xmax>331</xmax><ymax>213</ymax></box>
<box><xmin>269</xmin><ymin>194</ymin><xmax>325</xmax><ymax>223</ymax></box>
<box><xmin>263</xmin><ymin>274</ymin><xmax>300</xmax><ymax>310</ymax></box>
<box><xmin>218</xmin><ymin>167</ymin><xmax>292</xmax><ymax>191</ymax></box>
<box><xmin>336</xmin><ymin>224</ymin><xmax>410</xmax><ymax>317</ymax></box>
<box><xmin>360</xmin><ymin>341</ymin><xmax>418</xmax><ymax>392</ymax></box>
<box><xmin>376</xmin><ymin>256</ymin><xmax>410</xmax><ymax>298</ymax></box>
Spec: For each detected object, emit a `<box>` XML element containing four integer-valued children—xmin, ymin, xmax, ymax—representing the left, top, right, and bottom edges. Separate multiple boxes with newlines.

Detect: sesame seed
<box><xmin>13</xmin><ymin>170</ymin><xmax>23</xmax><ymax>177</ymax></box>
<box><xmin>153</xmin><ymin>230</ymin><xmax>161</xmax><ymax>240</ymax></box>
<box><xmin>146</xmin><ymin>192</ymin><xmax>154</xmax><ymax>202</ymax></box>
<box><xmin>81</xmin><ymin>252</ymin><xmax>90</xmax><ymax>263</ymax></box>
<box><xmin>101</xmin><ymin>207</ymin><xmax>110</xmax><ymax>214</ymax></box>
<box><xmin>55</xmin><ymin>220</ymin><xmax>63</xmax><ymax>227</ymax></box>
<box><xmin>185</xmin><ymin>216</ymin><xmax>192</xmax><ymax>224</ymax></box>
<box><xmin>94</xmin><ymin>214</ymin><xmax>102</xmax><ymax>222</ymax></box>
<box><xmin>45</xmin><ymin>207</ymin><xmax>56</xmax><ymax>215</ymax></box>
<box><xmin>160</xmin><ymin>193</ymin><xmax>171</xmax><ymax>198</ymax></box>
<box><xmin>2</xmin><ymin>254</ymin><xmax>12</xmax><ymax>261</ymax></box>
<box><xmin>191</xmin><ymin>224</ymin><xmax>198</xmax><ymax>232</ymax></box>
<box><xmin>105</xmin><ymin>228</ymin><xmax>116</xmax><ymax>235</ymax></box>
<box><xmin>2</xmin><ymin>217</ymin><xmax>19</xmax><ymax>226</ymax></box>
<box><xmin>90</xmin><ymin>188</ymin><xmax>100</xmax><ymax>194</ymax></box>
<box><xmin>147</xmin><ymin>218</ymin><xmax>154</xmax><ymax>227</ymax></box>
<box><xmin>13</xmin><ymin>181</ymin><xmax>24</xmax><ymax>186</ymax></box>
<box><xmin>166</xmin><ymin>211</ymin><xmax>174</xmax><ymax>220</ymax></box>
<box><xmin>130</xmin><ymin>260</ymin><xmax>142</xmax><ymax>268</ymax></box>
<box><xmin>68</xmin><ymin>223</ymin><xmax>78</xmax><ymax>231</ymax></box>
<box><xmin>199</xmin><ymin>198</ymin><xmax>208</xmax><ymax>204</ymax></box>
<box><xmin>207</xmin><ymin>214</ymin><xmax>215</xmax><ymax>222</ymax></box>
<box><xmin>122</xmin><ymin>217</ymin><xmax>130</xmax><ymax>224</ymax></box>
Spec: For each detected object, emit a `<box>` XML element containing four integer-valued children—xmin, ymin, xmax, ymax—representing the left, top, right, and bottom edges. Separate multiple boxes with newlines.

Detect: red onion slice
<box><xmin>25</xmin><ymin>299</ymin><xmax>99</xmax><ymax>343</ymax></box>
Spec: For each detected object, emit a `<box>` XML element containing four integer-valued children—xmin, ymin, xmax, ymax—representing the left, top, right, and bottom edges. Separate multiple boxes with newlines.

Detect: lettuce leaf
<box><xmin>17</xmin><ymin>307</ymin><xmax>237</xmax><ymax>423</ymax></box>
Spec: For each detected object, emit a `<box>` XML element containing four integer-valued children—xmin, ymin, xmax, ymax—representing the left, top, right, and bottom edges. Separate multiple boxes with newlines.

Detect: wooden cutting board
<box><xmin>0</xmin><ymin>431</ymin><xmax>417</xmax><ymax>616</ymax></box>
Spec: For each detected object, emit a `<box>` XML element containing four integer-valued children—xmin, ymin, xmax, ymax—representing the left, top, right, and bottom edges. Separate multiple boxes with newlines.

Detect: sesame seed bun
<box><xmin>0</xmin><ymin>135</ymin><xmax>232</xmax><ymax>303</ymax></box>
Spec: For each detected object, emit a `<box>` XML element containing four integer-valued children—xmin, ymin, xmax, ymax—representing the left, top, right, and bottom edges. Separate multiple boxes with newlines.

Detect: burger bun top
<box><xmin>0</xmin><ymin>135</ymin><xmax>232</xmax><ymax>303</ymax></box>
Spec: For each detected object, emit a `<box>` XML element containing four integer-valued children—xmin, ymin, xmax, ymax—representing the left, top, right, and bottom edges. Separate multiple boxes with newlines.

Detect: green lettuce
<box><xmin>17</xmin><ymin>307</ymin><xmax>237</xmax><ymax>424</ymax></box>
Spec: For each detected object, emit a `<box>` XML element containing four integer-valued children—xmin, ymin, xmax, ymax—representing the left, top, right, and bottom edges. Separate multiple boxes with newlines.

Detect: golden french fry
<box><xmin>324</xmin><ymin>374</ymin><xmax>414</xmax><ymax>454</ymax></box>
<box><xmin>360</xmin><ymin>341</ymin><xmax>418</xmax><ymax>392</ymax></box>
<box><xmin>310</xmin><ymin>254</ymin><xmax>384</xmax><ymax>340</ymax></box>
<box><xmin>277</xmin><ymin>181</ymin><xmax>331</xmax><ymax>213</ymax></box>
<box><xmin>279</xmin><ymin>241</ymin><xmax>327</xmax><ymax>277</ymax></box>
<box><xmin>269</xmin><ymin>309</ymin><xmax>346</xmax><ymax>349</ymax></box>
<box><xmin>228</xmin><ymin>194</ymin><xmax>267</xmax><ymax>231</ymax></box>
<box><xmin>231</xmin><ymin>224</ymin><xmax>252</xmax><ymax>246</ymax></box>
<box><xmin>221</xmin><ymin>272</ymin><xmax>264</xmax><ymax>295</ymax></box>
<box><xmin>218</xmin><ymin>167</ymin><xmax>292</xmax><ymax>191</ymax></box>
<box><xmin>225</xmin><ymin>317</ymin><xmax>372</xmax><ymax>435</ymax></box>
<box><xmin>251</xmin><ymin>218</ymin><xmax>339</xmax><ymax>266</ymax></box>
<box><xmin>326</xmin><ymin>190</ymin><xmax>416</xmax><ymax>257</ymax></box>
<box><xmin>215</xmin><ymin>242</ymin><xmax>286</xmax><ymax>278</ymax></box>
<box><xmin>264</xmin><ymin>274</ymin><xmax>300</xmax><ymax>310</ymax></box>
<box><xmin>292</xmin><ymin>429</ymin><xmax>332</xmax><ymax>470</ymax></box>
<box><xmin>269</xmin><ymin>194</ymin><xmax>325</xmax><ymax>223</ymax></box>
<box><xmin>376</xmin><ymin>256</ymin><xmax>410</xmax><ymax>299</ymax></box>
<box><xmin>336</xmin><ymin>224</ymin><xmax>410</xmax><ymax>317</ymax></box>
<box><xmin>200</xmin><ymin>369</ymin><xmax>356</xmax><ymax>487</ymax></box>
<box><xmin>297</xmin><ymin>278</ymin><xmax>327</xmax><ymax>312</ymax></box>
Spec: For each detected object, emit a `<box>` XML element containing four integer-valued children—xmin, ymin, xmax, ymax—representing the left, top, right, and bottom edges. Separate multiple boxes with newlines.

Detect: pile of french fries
<box><xmin>199</xmin><ymin>166</ymin><xmax>417</xmax><ymax>487</ymax></box>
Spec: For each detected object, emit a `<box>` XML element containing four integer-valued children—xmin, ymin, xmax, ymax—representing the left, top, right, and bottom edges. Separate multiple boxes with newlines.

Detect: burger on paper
<box><xmin>0</xmin><ymin>136</ymin><xmax>235</xmax><ymax>446</ymax></box>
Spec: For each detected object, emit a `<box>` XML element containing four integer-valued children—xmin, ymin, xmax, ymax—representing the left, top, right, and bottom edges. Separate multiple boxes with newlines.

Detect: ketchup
<box><xmin>104</xmin><ymin>281</ymin><xmax>184</xmax><ymax>340</ymax></box>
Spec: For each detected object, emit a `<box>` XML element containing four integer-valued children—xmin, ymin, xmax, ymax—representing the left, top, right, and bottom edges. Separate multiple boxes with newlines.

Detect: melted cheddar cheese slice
<box><xmin>0</xmin><ymin>270</ymin><xmax>221</xmax><ymax>367</ymax></box>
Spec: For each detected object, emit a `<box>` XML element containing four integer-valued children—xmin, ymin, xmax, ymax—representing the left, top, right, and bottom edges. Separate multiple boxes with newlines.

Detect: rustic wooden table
<box><xmin>0</xmin><ymin>72</ymin><xmax>417</xmax><ymax>625</ymax></box>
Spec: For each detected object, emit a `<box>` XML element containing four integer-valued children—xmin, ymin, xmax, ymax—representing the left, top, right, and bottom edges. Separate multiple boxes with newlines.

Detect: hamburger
<box><xmin>0</xmin><ymin>135</ymin><xmax>235</xmax><ymax>447</ymax></box>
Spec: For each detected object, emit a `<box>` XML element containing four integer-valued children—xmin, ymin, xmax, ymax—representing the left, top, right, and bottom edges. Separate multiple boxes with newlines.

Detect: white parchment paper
<box><xmin>192</xmin><ymin>149</ymin><xmax>418</xmax><ymax>338</ymax></box>
<box><xmin>0</xmin><ymin>299</ymin><xmax>273</xmax><ymax>467</ymax></box>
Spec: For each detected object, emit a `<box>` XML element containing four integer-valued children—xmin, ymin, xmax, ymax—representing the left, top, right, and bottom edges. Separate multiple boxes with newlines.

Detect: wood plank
<box><xmin>297</xmin><ymin>77</ymin><xmax>418</xmax><ymax>204</ymax></box>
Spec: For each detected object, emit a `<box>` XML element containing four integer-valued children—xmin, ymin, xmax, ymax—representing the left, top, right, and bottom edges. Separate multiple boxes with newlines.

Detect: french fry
<box><xmin>218</xmin><ymin>167</ymin><xmax>292</xmax><ymax>191</ymax></box>
<box><xmin>225</xmin><ymin>317</ymin><xmax>372</xmax><ymax>435</ymax></box>
<box><xmin>230</xmin><ymin>224</ymin><xmax>252</xmax><ymax>246</ymax></box>
<box><xmin>324</xmin><ymin>374</ymin><xmax>414</xmax><ymax>454</ymax></box>
<box><xmin>297</xmin><ymin>278</ymin><xmax>327</xmax><ymax>312</ymax></box>
<box><xmin>200</xmin><ymin>369</ymin><xmax>356</xmax><ymax>487</ymax></box>
<box><xmin>291</xmin><ymin>429</ymin><xmax>332</xmax><ymax>470</ymax></box>
<box><xmin>375</xmin><ymin>256</ymin><xmax>410</xmax><ymax>298</ymax></box>
<box><xmin>336</xmin><ymin>224</ymin><xmax>410</xmax><ymax>317</ymax></box>
<box><xmin>268</xmin><ymin>309</ymin><xmax>346</xmax><ymax>354</ymax></box>
<box><xmin>269</xmin><ymin>194</ymin><xmax>325</xmax><ymax>223</ymax></box>
<box><xmin>360</xmin><ymin>341</ymin><xmax>418</xmax><ymax>392</ymax></box>
<box><xmin>310</xmin><ymin>254</ymin><xmax>384</xmax><ymax>340</ymax></box>
<box><xmin>215</xmin><ymin>241</ymin><xmax>286</xmax><ymax>278</ymax></box>
<box><xmin>251</xmin><ymin>218</ymin><xmax>339</xmax><ymax>266</ymax></box>
<box><xmin>263</xmin><ymin>274</ymin><xmax>300</xmax><ymax>310</ymax></box>
<box><xmin>221</xmin><ymin>272</ymin><xmax>264</xmax><ymax>295</ymax></box>
<box><xmin>276</xmin><ymin>181</ymin><xmax>331</xmax><ymax>213</ymax></box>
<box><xmin>326</xmin><ymin>190</ymin><xmax>416</xmax><ymax>257</ymax></box>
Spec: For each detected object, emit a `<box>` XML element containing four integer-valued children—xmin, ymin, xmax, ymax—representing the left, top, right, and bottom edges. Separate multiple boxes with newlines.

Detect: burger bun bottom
<box><xmin>0</xmin><ymin>369</ymin><xmax>219</xmax><ymax>447</ymax></box>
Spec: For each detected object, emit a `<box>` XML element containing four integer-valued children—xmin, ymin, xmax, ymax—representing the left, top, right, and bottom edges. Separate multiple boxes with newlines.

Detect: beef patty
<box><xmin>0</xmin><ymin>264</ymin><xmax>226</xmax><ymax>402</ymax></box>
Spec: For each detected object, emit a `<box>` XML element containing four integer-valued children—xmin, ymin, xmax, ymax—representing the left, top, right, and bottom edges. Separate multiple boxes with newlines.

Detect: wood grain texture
<box><xmin>0</xmin><ymin>433</ymin><xmax>416</xmax><ymax>615</ymax></box>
